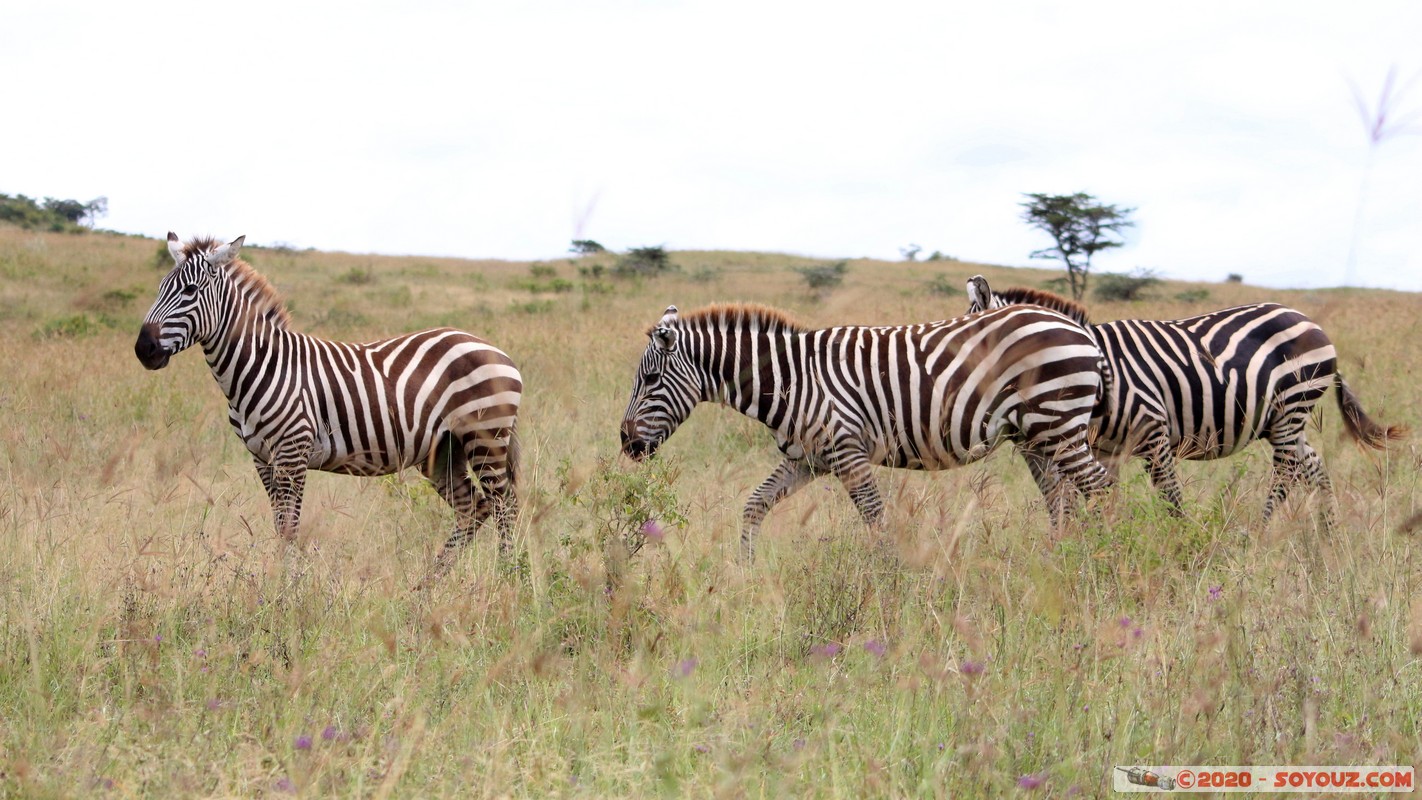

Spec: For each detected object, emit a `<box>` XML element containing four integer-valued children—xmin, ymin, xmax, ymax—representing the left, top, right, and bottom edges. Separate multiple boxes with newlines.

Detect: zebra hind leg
<box><xmin>1262</xmin><ymin>419</ymin><xmax>1316</xmax><ymax>528</ymax></box>
<box><xmin>740</xmin><ymin>458</ymin><xmax>817</xmax><ymax>562</ymax></box>
<box><xmin>1298</xmin><ymin>440</ymin><xmax>1338</xmax><ymax>533</ymax></box>
<box><xmin>418</xmin><ymin>432</ymin><xmax>491</xmax><ymax>587</ymax></box>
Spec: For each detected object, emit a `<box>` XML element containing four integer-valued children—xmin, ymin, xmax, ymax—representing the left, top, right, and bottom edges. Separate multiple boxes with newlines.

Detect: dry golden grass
<box><xmin>0</xmin><ymin>225</ymin><xmax>1419</xmax><ymax>797</ymax></box>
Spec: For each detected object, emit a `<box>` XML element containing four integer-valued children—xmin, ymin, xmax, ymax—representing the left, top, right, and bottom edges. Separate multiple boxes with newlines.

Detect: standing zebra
<box><xmin>619</xmin><ymin>303</ymin><xmax>1114</xmax><ymax>558</ymax></box>
<box><xmin>965</xmin><ymin>275</ymin><xmax>1406</xmax><ymax>527</ymax></box>
<box><xmin>135</xmin><ymin>233</ymin><xmax>522</xmax><ymax>579</ymax></box>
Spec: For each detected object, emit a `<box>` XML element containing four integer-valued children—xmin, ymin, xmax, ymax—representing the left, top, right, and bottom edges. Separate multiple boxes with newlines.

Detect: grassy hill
<box><xmin>1</xmin><ymin>224</ymin><xmax>1418</xmax><ymax>796</ymax></box>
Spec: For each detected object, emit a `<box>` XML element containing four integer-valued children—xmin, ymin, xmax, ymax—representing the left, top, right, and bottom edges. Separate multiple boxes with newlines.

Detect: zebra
<box><xmin>135</xmin><ymin>233</ymin><xmax>523</xmax><ymax>579</ymax></box>
<box><xmin>965</xmin><ymin>274</ymin><xmax>1407</xmax><ymax>527</ymax></box>
<box><xmin>618</xmin><ymin>303</ymin><xmax>1115</xmax><ymax>558</ymax></box>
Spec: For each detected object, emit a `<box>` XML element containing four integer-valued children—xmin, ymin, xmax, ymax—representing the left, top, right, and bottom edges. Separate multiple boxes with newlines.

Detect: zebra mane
<box><xmin>994</xmin><ymin>286</ymin><xmax>1092</xmax><ymax>326</ymax></box>
<box><xmin>671</xmin><ymin>303</ymin><xmax>808</xmax><ymax>335</ymax></box>
<box><xmin>180</xmin><ymin>237</ymin><xmax>291</xmax><ymax>329</ymax></box>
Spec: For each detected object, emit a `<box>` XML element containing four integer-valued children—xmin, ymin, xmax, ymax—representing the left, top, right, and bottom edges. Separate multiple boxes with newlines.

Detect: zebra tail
<box><xmin>1334</xmin><ymin>372</ymin><xmax>1408</xmax><ymax>449</ymax></box>
<box><xmin>505</xmin><ymin>420</ymin><xmax>521</xmax><ymax>491</ymax></box>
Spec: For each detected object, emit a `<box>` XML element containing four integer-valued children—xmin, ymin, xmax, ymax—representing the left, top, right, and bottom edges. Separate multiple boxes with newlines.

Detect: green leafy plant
<box><xmin>1093</xmin><ymin>269</ymin><xmax>1161</xmax><ymax>302</ymax></box>
<box><xmin>797</xmin><ymin>260</ymin><xmax>848</xmax><ymax>291</ymax></box>
<box><xmin>614</xmin><ymin>246</ymin><xmax>676</xmax><ymax>277</ymax></box>
<box><xmin>568</xmin><ymin>456</ymin><xmax>689</xmax><ymax>586</ymax></box>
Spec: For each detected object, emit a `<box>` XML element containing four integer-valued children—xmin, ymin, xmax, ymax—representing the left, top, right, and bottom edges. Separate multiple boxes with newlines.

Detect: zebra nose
<box><xmin>134</xmin><ymin>323</ymin><xmax>170</xmax><ymax>370</ymax></box>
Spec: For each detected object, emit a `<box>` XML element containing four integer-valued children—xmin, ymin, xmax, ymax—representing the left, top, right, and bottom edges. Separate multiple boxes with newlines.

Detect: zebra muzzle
<box><xmin>134</xmin><ymin>324</ymin><xmax>171</xmax><ymax>370</ymax></box>
<box><xmin>620</xmin><ymin>427</ymin><xmax>660</xmax><ymax>462</ymax></box>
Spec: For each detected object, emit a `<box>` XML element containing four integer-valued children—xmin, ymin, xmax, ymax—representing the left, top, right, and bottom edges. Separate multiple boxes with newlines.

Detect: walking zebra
<box><xmin>135</xmin><ymin>234</ymin><xmax>522</xmax><ymax>579</ymax></box>
<box><xmin>965</xmin><ymin>275</ymin><xmax>1407</xmax><ymax>527</ymax></box>
<box><xmin>619</xmin><ymin>303</ymin><xmax>1114</xmax><ymax>557</ymax></box>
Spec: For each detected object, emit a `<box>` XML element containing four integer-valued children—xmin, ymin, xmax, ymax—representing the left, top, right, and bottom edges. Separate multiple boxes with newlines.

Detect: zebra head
<box><xmin>966</xmin><ymin>274</ymin><xmax>997</xmax><ymax>314</ymax></box>
<box><xmin>620</xmin><ymin>305</ymin><xmax>698</xmax><ymax>461</ymax></box>
<box><xmin>135</xmin><ymin>232</ymin><xmax>244</xmax><ymax>370</ymax></box>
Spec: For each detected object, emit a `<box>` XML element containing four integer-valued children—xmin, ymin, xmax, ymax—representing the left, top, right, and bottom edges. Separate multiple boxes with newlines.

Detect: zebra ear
<box><xmin>209</xmin><ymin>235</ymin><xmax>245</xmax><ymax>267</ymax></box>
<box><xmin>658</xmin><ymin>305</ymin><xmax>679</xmax><ymax>326</ymax></box>
<box><xmin>967</xmin><ymin>275</ymin><xmax>991</xmax><ymax>312</ymax></box>
<box><xmin>167</xmin><ymin>232</ymin><xmax>184</xmax><ymax>264</ymax></box>
<box><xmin>652</xmin><ymin>325</ymin><xmax>678</xmax><ymax>352</ymax></box>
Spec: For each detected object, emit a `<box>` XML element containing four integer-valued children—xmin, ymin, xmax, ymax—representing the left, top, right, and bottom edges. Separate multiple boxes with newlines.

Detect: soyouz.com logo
<box><xmin>1113</xmin><ymin>765</ymin><xmax>1414</xmax><ymax>792</ymax></box>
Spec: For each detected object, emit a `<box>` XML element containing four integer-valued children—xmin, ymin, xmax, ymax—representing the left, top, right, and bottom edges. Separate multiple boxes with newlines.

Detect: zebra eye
<box><xmin>644</xmin><ymin>371</ymin><xmax>662</xmax><ymax>385</ymax></box>
<box><xmin>181</xmin><ymin>283</ymin><xmax>199</xmax><ymax>296</ymax></box>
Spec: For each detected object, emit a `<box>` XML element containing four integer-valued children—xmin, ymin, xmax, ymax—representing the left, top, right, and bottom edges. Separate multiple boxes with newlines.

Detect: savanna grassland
<box><xmin>1</xmin><ymin>225</ymin><xmax>1420</xmax><ymax>798</ymax></box>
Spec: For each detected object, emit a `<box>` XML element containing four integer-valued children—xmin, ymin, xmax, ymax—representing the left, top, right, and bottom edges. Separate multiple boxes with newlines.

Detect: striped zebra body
<box><xmin>619</xmin><ymin>303</ymin><xmax>1113</xmax><ymax>557</ymax></box>
<box><xmin>136</xmin><ymin>234</ymin><xmax>522</xmax><ymax>578</ymax></box>
<box><xmin>966</xmin><ymin>275</ymin><xmax>1406</xmax><ymax>526</ymax></box>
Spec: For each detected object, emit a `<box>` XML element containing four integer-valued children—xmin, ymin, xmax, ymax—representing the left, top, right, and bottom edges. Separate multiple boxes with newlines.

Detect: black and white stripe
<box><xmin>967</xmin><ymin>275</ymin><xmax>1406</xmax><ymax>526</ymax></box>
<box><xmin>619</xmin><ymin>303</ymin><xmax>1114</xmax><ymax>557</ymax></box>
<box><xmin>135</xmin><ymin>233</ymin><xmax>522</xmax><ymax>577</ymax></box>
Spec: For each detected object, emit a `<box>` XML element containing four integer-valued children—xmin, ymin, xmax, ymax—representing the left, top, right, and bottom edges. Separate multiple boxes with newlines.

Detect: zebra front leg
<box><xmin>1262</xmin><ymin>423</ymin><xmax>1310</xmax><ymax>526</ymax></box>
<box><xmin>420</xmin><ymin>432</ymin><xmax>490</xmax><ymax>585</ymax></box>
<box><xmin>254</xmin><ymin>448</ymin><xmax>310</xmax><ymax>543</ymax></box>
<box><xmin>740</xmin><ymin>458</ymin><xmax>818</xmax><ymax>562</ymax></box>
<box><xmin>831</xmin><ymin>449</ymin><xmax>887</xmax><ymax>533</ymax></box>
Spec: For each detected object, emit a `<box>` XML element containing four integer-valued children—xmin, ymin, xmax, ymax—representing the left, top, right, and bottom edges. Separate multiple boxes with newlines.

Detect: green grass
<box><xmin>0</xmin><ymin>224</ymin><xmax>1418</xmax><ymax>796</ymax></box>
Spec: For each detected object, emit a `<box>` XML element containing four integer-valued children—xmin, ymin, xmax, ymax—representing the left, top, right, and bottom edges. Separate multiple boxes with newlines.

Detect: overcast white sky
<box><xmin>4</xmin><ymin>1</ymin><xmax>1420</xmax><ymax>289</ymax></box>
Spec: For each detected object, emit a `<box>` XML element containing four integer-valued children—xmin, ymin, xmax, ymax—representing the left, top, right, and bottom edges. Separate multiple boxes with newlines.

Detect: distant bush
<box><xmin>577</xmin><ymin>263</ymin><xmax>605</xmax><ymax>279</ymax></box>
<box><xmin>1174</xmin><ymin>288</ymin><xmax>1210</xmax><ymax>303</ymax></box>
<box><xmin>0</xmin><ymin>193</ymin><xmax>106</xmax><ymax>232</ymax></box>
<box><xmin>797</xmin><ymin>260</ymin><xmax>848</xmax><ymax>291</ymax></box>
<box><xmin>570</xmin><ymin>239</ymin><xmax>606</xmax><ymax>255</ymax></box>
<box><xmin>926</xmin><ymin>251</ymin><xmax>955</xmax><ymax>262</ymax></box>
<box><xmin>614</xmin><ymin>246</ymin><xmax>676</xmax><ymax>277</ymax></box>
<box><xmin>1225</xmin><ymin>273</ymin><xmax>1244</xmax><ymax>284</ymax></box>
<box><xmin>530</xmin><ymin>264</ymin><xmax>556</xmax><ymax>278</ymax></box>
<box><xmin>336</xmin><ymin>265</ymin><xmax>376</xmax><ymax>285</ymax></box>
<box><xmin>1094</xmin><ymin>270</ymin><xmax>1161</xmax><ymax>302</ymax></box>
<box><xmin>926</xmin><ymin>274</ymin><xmax>961</xmax><ymax>296</ymax></box>
<box><xmin>1040</xmin><ymin>276</ymin><xmax>1071</xmax><ymax>294</ymax></box>
<box><xmin>899</xmin><ymin>244</ymin><xmax>922</xmax><ymax>262</ymax></box>
<box><xmin>36</xmin><ymin>313</ymin><xmax>108</xmax><ymax>338</ymax></box>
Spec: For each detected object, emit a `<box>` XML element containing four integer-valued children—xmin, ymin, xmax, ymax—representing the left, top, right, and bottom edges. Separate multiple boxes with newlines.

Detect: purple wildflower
<box><xmin>1018</xmin><ymin>773</ymin><xmax>1045</xmax><ymax>789</ymax></box>
<box><xmin>322</xmin><ymin>725</ymin><xmax>339</xmax><ymax>741</ymax></box>
<box><xmin>864</xmin><ymin>639</ymin><xmax>887</xmax><ymax>658</ymax></box>
<box><xmin>811</xmin><ymin>642</ymin><xmax>842</xmax><ymax>658</ymax></box>
<box><xmin>1118</xmin><ymin>616</ymin><xmax>1131</xmax><ymax>628</ymax></box>
<box><xmin>673</xmin><ymin>658</ymin><xmax>697</xmax><ymax>678</ymax></box>
<box><xmin>961</xmin><ymin>659</ymin><xmax>984</xmax><ymax>676</ymax></box>
<box><xmin>1132</xmin><ymin>627</ymin><xmax>1143</xmax><ymax>640</ymax></box>
<box><xmin>792</xmin><ymin>738</ymin><xmax>806</xmax><ymax>751</ymax></box>
<box><xmin>295</xmin><ymin>735</ymin><xmax>313</xmax><ymax>751</ymax></box>
<box><xmin>1209</xmin><ymin>585</ymin><xmax>1223</xmax><ymax>601</ymax></box>
<box><xmin>639</xmin><ymin>520</ymin><xmax>665</xmax><ymax>541</ymax></box>
<box><xmin>693</xmin><ymin>743</ymin><xmax>710</xmax><ymax>754</ymax></box>
<box><xmin>274</xmin><ymin>777</ymin><xmax>295</xmax><ymax>793</ymax></box>
<box><xmin>153</xmin><ymin>634</ymin><xmax>162</xmax><ymax>644</ymax></box>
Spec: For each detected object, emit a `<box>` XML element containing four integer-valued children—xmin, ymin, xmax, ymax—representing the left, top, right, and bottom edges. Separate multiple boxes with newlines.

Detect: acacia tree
<box><xmin>1020</xmin><ymin>192</ymin><xmax>1134</xmax><ymax>300</ymax></box>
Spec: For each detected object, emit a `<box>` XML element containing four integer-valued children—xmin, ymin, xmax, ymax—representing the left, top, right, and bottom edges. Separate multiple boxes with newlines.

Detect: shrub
<box><xmin>570</xmin><ymin>239</ymin><xmax>606</xmax><ymax>255</ymax></box>
<box><xmin>530</xmin><ymin>264</ymin><xmax>556</xmax><ymax>279</ymax></box>
<box><xmin>1225</xmin><ymin>273</ymin><xmax>1244</xmax><ymax>284</ymax></box>
<box><xmin>614</xmin><ymin>246</ymin><xmax>675</xmax><ymax>277</ymax></box>
<box><xmin>566</xmin><ymin>457</ymin><xmax>689</xmax><ymax>586</ymax></box>
<box><xmin>927</xmin><ymin>274</ymin><xmax>961</xmax><ymax>296</ymax></box>
<box><xmin>1174</xmin><ymin>288</ymin><xmax>1210</xmax><ymax>303</ymax></box>
<box><xmin>797</xmin><ymin>260</ymin><xmax>848</xmax><ymax>291</ymax></box>
<box><xmin>1093</xmin><ymin>269</ymin><xmax>1161</xmax><ymax>302</ymax></box>
<box><xmin>336</xmin><ymin>266</ymin><xmax>376</xmax><ymax>285</ymax></box>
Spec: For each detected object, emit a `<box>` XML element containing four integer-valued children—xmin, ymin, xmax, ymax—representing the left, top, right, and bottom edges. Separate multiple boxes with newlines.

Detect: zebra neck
<box><xmin>689</xmin><ymin>325</ymin><xmax>799</xmax><ymax>424</ymax></box>
<box><xmin>199</xmin><ymin>305</ymin><xmax>299</xmax><ymax>401</ymax></box>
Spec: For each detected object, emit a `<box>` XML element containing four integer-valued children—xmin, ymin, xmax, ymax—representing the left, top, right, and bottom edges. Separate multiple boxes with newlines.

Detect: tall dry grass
<box><xmin>0</xmin><ymin>226</ymin><xmax>1419</xmax><ymax>797</ymax></box>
